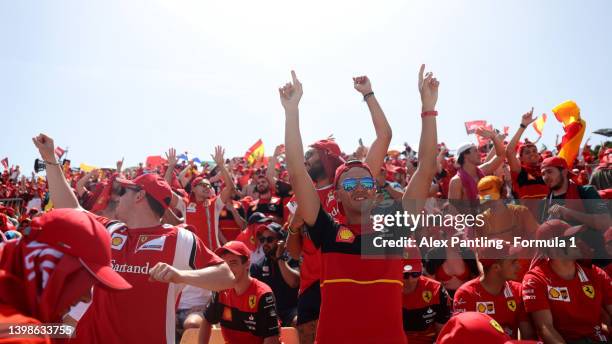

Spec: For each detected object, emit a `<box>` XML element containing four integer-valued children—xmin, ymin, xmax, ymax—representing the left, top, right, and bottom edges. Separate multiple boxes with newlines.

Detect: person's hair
<box><xmin>145</xmin><ymin>194</ymin><xmax>166</xmax><ymax>218</ymax></box>
<box><xmin>240</xmin><ymin>256</ymin><xmax>248</xmax><ymax>264</ymax></box>
<box><xmin>457</xmin><ymin>152</ymin><xmax>467</xmax><ymax>166</ymax></box>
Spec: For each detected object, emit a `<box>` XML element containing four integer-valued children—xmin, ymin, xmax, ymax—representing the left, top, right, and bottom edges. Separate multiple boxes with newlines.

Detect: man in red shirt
<box><xmin>506</xmin><ymin>108</ymin><xmax>549</xmax><ymax>201</ymax></box>
<box><xmin>401</xmin><ymin>249</ymin><xmax>451</xmax><ymax>344</ymax></box>
<box><xmin>185</xmin><ymin>146</ymin><xmax>236</xmax><ymax>251</ymax></box>
<box><xmin>31</xmin><ymin>134</ymin><xmax>236</xmax><ymax>344</ymax></box>
<box><xmin>0</xmin><ymin>209</ymin><xmax>131</xmax><ymax>344</ymax></box>
<box><xmin>281</xmin><ymin>65</ymin><xmax>439</xmax><ymax>343</ymax></box>
<box><xmin>522</xmin><ymin>220</ymin><xmax>612</xmax><ymax>343</ymax></box>
<box><xmin>453</xmin><ymin>244</ymin><xmax>534</xmax><ymax>340</ymax></box>
<box><xmin>197</xmin><ymin>241</ymin><xmax>281</xmax><ymax>344</ymax></box>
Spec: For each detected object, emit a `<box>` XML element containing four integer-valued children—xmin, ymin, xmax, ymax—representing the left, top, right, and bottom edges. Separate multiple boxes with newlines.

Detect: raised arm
<box><xmin>164</xmin><ymin>148</ymin><xmax>178</xmax><ymax>185</ymax></box>
<box><xmin>477</xmin><ymin>127</ymin><xmax>505</xmax><ymax>175</ymax></box>
<box><xmin>32</xmin><ymin>134</ymin><xmax>80</xmax><ymax>209</ymax></box>
<box><xmin>211</xmin><ymin>146</ymin><xmax>236</xmax><ymax>204</ymax></box>
<box><xmin>265</xmin><ymin>144</ymin><xmax>284</xmax><ymax>194</ymax></box>
<box><xmin>506</xmin><ymin>108</ymin><xmax>537</xmax><ymax>173</ymax></box>
<box><xmin>403</xmin><ymin>65</ymin><xmax>439</xmax><ymax>211</ymax></box>
<box><xmin>76</xmin><ymin>169</ymin><xmax>98</xmax><ymax>197</ymax></box>
<box><xmin>281</xmin><ymin>71</ymin><xmax>320</xmax><ymax>226</ymax></box>
<box><xmin>354</xmin><ymin>76</ymin><xmax>392</xmax><ymax>175</ymax></box>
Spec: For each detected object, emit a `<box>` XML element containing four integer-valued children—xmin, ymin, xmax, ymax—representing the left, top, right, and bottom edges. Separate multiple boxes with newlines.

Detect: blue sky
<box><xmin>1</xmin><ymin>0</ymin><xmax>610</xmax><ymax>173</ymax></box>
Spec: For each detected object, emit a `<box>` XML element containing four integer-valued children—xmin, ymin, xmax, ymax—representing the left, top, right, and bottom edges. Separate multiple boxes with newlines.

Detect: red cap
<box><xmin>403</xmin><ymin>246</ymin><xmax>422</xmax><ymax>273</ymax></box>
<box><xmin>27</xmin><ymin>209</ymin><xmax>131</xmax><ymax>290</ymax></box>
<box><xmin>478</xmin><ymin>242</ymin><xmax>523</xmax><ymax>269</ymax></box>
<box><xmin>310</xmin><ymin>139</ymin><xmax>342</xmax><ymax>158</ymax></box>
<box><xmin>517</xmin><ymin>142</ymin><xmax>537</xmax><ymax>155</ymax></box>
<box><xmin>535</xmin><ymin>220</ymin><xmax>571</xmax><ymax>240</ymax></box>
<box><xmin>215</xmin><ymin>240</ymin><xmax>251</xmax><ymax>260</ymax></box>
<box><xmin>117</xmin><ymin>174</ymin><xmax>172</xmax><ymax>209</ymax></box>
<box><xmin>333</xmin><ymin>160</ymin><xmax>373</xmax><ymax>189</ymax></box>
<box><xmin>437</xmin><ymin>312</ymin><xmax>511</xmax><ymax>343</ymax></box>
<box><xmin>190</xmin><ymin>176</ymin><xmax>211</xmax><ymax>190</ymax></box>
<box><xmin>541</xmin><ymin>156</ymin><xmax>568</xmax><ymax>170</ymax></box>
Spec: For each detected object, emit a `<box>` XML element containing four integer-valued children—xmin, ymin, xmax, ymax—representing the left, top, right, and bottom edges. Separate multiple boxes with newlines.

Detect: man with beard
<box><xmin>540</xmin><ymin>156</ymin><xmax>610</xmax><ymax>263</ymax></box>
<box><xmin>506</xmin><ymin>108</ymin><xmax>549</xmax><ymax>200</ymax></box>
<box><xmin>250</xmin><ymin>222</ymin><xmax>300</xmax><ymax>327</ymax></box>
<box><xmin>247</xmin><ymin>174</ymin><xmax>284</xmax><ymax>222</ymax></box>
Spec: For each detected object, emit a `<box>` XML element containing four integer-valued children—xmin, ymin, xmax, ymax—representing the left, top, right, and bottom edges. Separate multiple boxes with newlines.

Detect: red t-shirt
<box><xmin>296</xmin><ymin>185</ymin><xmax>344</xmax><ymax>294</ymax></box>
<box><xmin>306</xmin><ymin>207</ymin><xmax>406</xmax><ymax>344</ymax></box>
<box><xmin>522</xmin><ymin>261</ymin><xmax>612</xmax><ymax>342</ymax></box>
<box><xmin>0</xmin><ymin>304</ymin><xmax>50</xmax><ymax>344</ymax></box>
<box><xmin>402</xmin><ymin>277</ymin><xmax>451</xmax><ymax>344</ymax></box>
<box><xmin>204</xmin><ymin>278</ymin><xmax>280</xmax><ymax>344</ymax></box>
<box><xmin>71</xmin><ymin>217</ymin><xmax>223</xmax><ymax>344</ymax></box>
<box><xmin>453</xmin><ymin>278</ymin><xmax>526</xmax><ymax>338</ymax></box>
<box><xmin>511</xmin><ymin>168</ymin><xmax>548</xmax><ymax>200</ymax></box>
<box><xmin>185</xmin><ymin>196</ymin><xmax>224</xmax><ymax>251</ymax></box>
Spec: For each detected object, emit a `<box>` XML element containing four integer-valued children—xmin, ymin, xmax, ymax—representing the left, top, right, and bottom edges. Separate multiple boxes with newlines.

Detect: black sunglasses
<box><xmin>403</xmin><ymin>272</ymin><xmax>422</xmax><ymax>279</ymax></box>
<box><xmin>258</xmin><ymin>236</ymin><xmax>277</xmax><ymax>244</ymax></box>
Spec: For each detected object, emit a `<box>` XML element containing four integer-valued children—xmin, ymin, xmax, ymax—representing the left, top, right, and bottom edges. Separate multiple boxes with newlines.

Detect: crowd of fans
<box><xmin>1</xmin><ymin>65</ymin><xmax>611</xmax><ymax>344</ymax></box>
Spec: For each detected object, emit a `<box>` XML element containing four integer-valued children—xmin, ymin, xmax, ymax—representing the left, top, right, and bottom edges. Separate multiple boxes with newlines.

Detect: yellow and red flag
<box><xmin>244</xmin><ymin>139</ymin><xmax>265</xmax><ymax>165</ymax></box>
<box><xmin>552</xmin><ymin>100</ymin><xmax>586</xmax><ymax>168</ymax></box>
<box><xmin>532</xmin><ymin>113</ymin><xmax>547</xmax><ymax>136</ymax></box>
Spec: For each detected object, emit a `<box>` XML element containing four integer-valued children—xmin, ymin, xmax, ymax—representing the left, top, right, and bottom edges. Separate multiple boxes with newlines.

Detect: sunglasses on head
<box><xmin>118</xmin><ymin>186</ymin><xmax>141</xmax><ymax>196</ymax></box>
<box><xmin>259</xmin><ymin>236</ymin><xmax>277</xmax><ymax>244</ymax></box>
<box><xmin>341</xmin><ymin>177</ymin><xmax>375</xmax><ymax>192</ymax></box>
<box><xmin>403</xmin><ymin>271</ymin><xmax>422</xmax><ymax>279</ymax></box>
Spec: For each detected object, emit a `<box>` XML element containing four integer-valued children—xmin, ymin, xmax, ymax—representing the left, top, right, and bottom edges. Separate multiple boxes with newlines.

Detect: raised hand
<box><xmin>32</xmin><ymin>133</ymin><xmax>57</xmax><ymax>163</ymax></box>
<box><xmin>475</xmin><ymin>127</ymin><xmax>496</xmax><ymax>139</ymax></box>
<box><xmin>353</xmin><ymin>76</ymin><xmax>373</xmax><ymax>95</ymax></box>
<box><xmin>212</xmin><ymin>146</ymin><xmax>225</xmax><ymax>166</ymax></box>
<box><xmin>165</xmin><ymin>148</ymin><xmax>177</xmax><ymax>167</ymax></box>
<box><xmin>418</xmin><ymin>64</ymin><xmax>440</xmax><ymax>112</ymax></box>
<box><xmin>279</xmin><ymin>70</ymin><xmax>303</xmax><ymax>111</ymax></box>
<box><xmin>273</xmin><ymin>144</ymin><xmax>285</xmax><ymax>158</ymax></box>
<box><xmin>521</xmin><ymin>107</ymin><xmax>537</xmax><ymax>127</ymax></box>
<box><xmin>116</xmin><ymin>158</ymin><xmax>124</xmax><ymax>172</ymax></box>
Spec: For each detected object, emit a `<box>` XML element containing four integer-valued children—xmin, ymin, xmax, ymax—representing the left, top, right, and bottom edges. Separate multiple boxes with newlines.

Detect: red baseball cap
<box><xmin>26</xmin><ymin>209</ymin><xmax>131</xmax><ymax>290</ymax></box>
<box><xmin>333</xmin><ymin>160</ymin><xmax>373</xmax><ymax>189</ymax></box>
<box><xmin>116</xmin><ymin>174</ymin><xmax>172</xmax><ymax>209</ymax></box>
<box><xmin>310</xmin><ymin>139</ymin><xmax>342</xmax><ymax>158</ymax></box>
<box><xmin>215</xmin><ymin>240</ymin><xmax>251</xmax><ymax>260</ymax></box>
<box><xmin>541</xmin><ymin>156</ymin><xmax>568</xmax><ymax>170</ymax></box>
<box><xmin>403</xmin><ymin>246</ymin><xmax>422</xmax><ymax>273</ymax></box>
<box><xmin>535</xmin><ymin>220</ymin><xmax>571</xmax><ymax>240</ymax></box>
<box><xmin>190</xmin><ymin>176</ymin><xmax>211</xmax><ymax>190</ymax></box>
<box><xmin>438</xmin><ymin>312</ymin><xmax>541</xmax><ymax>344</ymax></box>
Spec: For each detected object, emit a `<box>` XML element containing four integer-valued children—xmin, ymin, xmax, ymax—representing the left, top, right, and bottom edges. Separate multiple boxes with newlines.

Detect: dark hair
<box><xmin>457</xmin><ymin>152</ymin><xmax>467</xmax><ymax>166</ymax></box>
<box><xmin>145</xmin><ymin>194</ymin><xmax>166</xmax><ymax>218</ymax></box>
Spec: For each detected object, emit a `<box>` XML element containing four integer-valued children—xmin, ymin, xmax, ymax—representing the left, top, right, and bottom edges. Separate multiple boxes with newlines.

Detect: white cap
<box><xmin>457</xmin><ymin>142</ymin><xmax>477</xmax><ymax>156</ymax></box>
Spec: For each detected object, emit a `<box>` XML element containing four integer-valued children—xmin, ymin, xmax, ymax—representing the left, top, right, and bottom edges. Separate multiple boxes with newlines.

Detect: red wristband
<box><xmin>421</xmin><ymin>111</ymin><xmax>438</xmax><ymax>118</ymax></box>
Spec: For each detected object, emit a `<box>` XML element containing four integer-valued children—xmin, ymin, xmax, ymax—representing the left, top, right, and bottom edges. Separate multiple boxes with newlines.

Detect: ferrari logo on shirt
<box><xmin>186</xmin><ymin>202</ymin><xmax>197</xmax><ymax>213</ymax></box>
<box><xmin>336</xmin><ymin>226</ymin><xmax>355</xmax><ymax>243</ymax></box>
<box><xmin>490</xmin><ymin>319</ymin><xmax>505</xmax><ymax>334</ymax></box>
<box><xmin>110</xmin><ymin>233</ymin><xmax>127</xmax><ymax>250</ymax></box>
<box><xmin>507</xmin><ymin>300</ymin><xmax>517</xmax><ymax>312</ymax></box>
<box><xmin>135</xmin><ymin>235</ymin><xmax>167</xmax><ymax>252</ymax></box>
<box><xmin>547</xmin><ymin>286</ymin><xmax>570</xmax><ymax>302</ymax></box>
<box><xmin>422</xmin><ymin>291</ymin><xmax>432</xmax><ymax>303</ymax></box>
<box><xmin>476</xmin><ymin>302</ymin><xmax>495</xmax><ymax>314</ymax></box>
<box><xmin>248</xmin><ymin>295</ymin><xmax>257</xmax><ymax>309</ymax></box>
<box><xmin>222</xmin><ymin>307</ymin><xmax>232</xmax><ymax>321</ymax></box>
<box><xmin>582</xmin><ymin>285</ymin><xmax>595</xmax><ymax>299</ymax></box>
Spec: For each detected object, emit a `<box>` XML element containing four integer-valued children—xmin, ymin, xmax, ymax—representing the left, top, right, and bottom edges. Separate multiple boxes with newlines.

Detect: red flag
<box><xmin>1</xmin><ymin>158</ymin><xmax>8</xmax><ymax>170</ymax></box>
<box><xmin>145</xmin><ymin>155</ymin><xmax>167</xmax><ymax>169</ymax></box>
<box><xmin>244</xmin><ymin>139</ymin><xmax>265</xmax><ymax>166</ymax></box>
<box><xmin>54</xmin><ymin>146</ymin><xmax>66</xmax><ymax>159</ymax></box>
<box><xmin>465</xmin><ymin>120</ymin><xmax>487</xmax><ymax>135</ymax></box>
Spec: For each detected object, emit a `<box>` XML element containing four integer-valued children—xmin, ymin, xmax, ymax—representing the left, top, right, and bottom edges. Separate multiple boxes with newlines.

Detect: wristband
<box><xmin>363</xmin><ymin>92</ymin><xmax>375</xmax><ymax>101</ymax></box>
<box><xmin>421</xmin><ymin>111</ymin><xmax>438</xmax><ymax>118</ymax></box>
<box><xmin>44</xmin><ymin>160</ymin><xmax>60</xmax><ymax>166</ymax></box>
<box><xmin>520</xmin><ymin>123</ymin><xmax>527</xmax><ymax>129</ymax></box>
<box><xmin>288</xmin><ymin>226</ymin><xmax>299</xmax><ymax>235</ymax></box>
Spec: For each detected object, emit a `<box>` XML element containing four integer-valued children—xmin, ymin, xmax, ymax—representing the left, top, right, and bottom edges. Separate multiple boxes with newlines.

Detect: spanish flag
<box><xmin>244</xmin><ymin>139</ymin><xmax>265</xmax><ymax>165</ymax></box>
<box><xmin>532</xmin><ymin>113</ymin><xmax>547</xmax><ymax>136</ymax></box>
<box><xmin>553</xmin><ymin>100</ymin><xmax>585</xmax><ymax>168</ymax></box>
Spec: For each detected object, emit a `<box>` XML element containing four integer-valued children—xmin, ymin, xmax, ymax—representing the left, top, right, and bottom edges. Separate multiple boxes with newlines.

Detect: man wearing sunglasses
<box><xmin>250</xmin><ymin>222</ymin><xmax>300</xmax><ymax>327</ymax></box>
<box><xmin>281</xmin><ymin>65</ymin><xmax>440</xmax><ymax>343</ymax></box>
<box><xmin>31</xmin><ymin>134</ymin><xmax>236</xmax><ymax>344</ymax></box>
<box><xmin>401</xmin><ymin>248</ymin><xmax>451</xmax><ymax>344</ymax></box>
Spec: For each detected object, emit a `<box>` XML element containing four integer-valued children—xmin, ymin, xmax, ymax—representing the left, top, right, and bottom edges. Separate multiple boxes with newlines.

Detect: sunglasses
<box><xmin>118</xmin><ymin>186</ymin><xmax>141</xmax><ymax>196</ymax></box>
<box><xmin>403</xmin><ymin>271</ymin><xmax>422</xmax><ymax>279</ymax></box>
<box><xmin>341</xmin><ymin>177</ymin><xmax>375</xmax><ymax>192</ymax></box>
<box><xmin>259</xmin><ymin>236</ymin><xmax>277</xmax><ymax>244</ymax></box>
